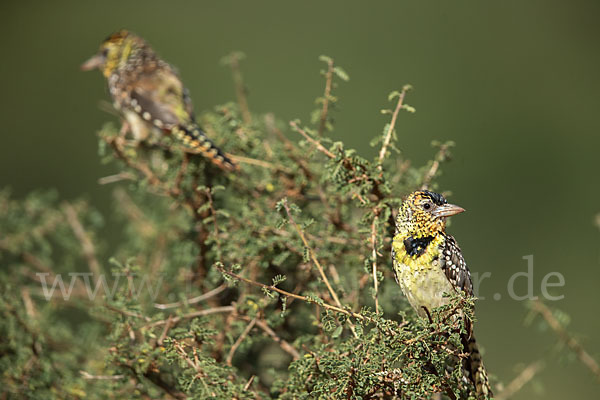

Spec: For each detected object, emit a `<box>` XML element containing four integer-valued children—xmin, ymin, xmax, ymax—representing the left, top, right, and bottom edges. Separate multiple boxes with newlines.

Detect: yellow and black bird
<box><xmin>81</xmin><ymin>30</ymin><xmax>237</xmax><ymax>171</ymax></box>
<box><xmin>392</xmin><ymin>190</ymin><xmax>492</xmax><ymax>398</ymax></box>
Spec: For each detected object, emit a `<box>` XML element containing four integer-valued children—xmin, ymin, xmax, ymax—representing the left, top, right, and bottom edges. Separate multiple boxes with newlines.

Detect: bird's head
<box><xmin>81</xmin><ymin>30</ymin><xmax>139</xmax><ymax>77</ymax></box>
<box><xmin>396</xmin><ymin>190</ymin><xmax>465</xmax><ymax>237</ymax></box>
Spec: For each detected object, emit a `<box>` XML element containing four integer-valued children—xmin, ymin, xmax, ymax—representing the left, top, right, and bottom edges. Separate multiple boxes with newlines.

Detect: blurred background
<box><xmin>1</xmin><ymin>1</ymin><xmax>599</xmax><ymax>398</ymax></box>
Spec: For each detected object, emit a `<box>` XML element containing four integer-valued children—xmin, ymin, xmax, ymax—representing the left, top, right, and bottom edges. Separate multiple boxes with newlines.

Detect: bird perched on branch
<box><xmin>392</xmin><ymin>190</ymin><xmax>492</xmax><ymax>398</ymax></box>
<box><xmin>81</xmin><ymin>30</ymin><xmax>237</xmax><ymax>171</ymax></box>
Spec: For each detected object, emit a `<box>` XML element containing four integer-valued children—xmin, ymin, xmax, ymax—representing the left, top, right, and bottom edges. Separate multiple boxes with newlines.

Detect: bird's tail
<box><xmin>462</xmin><ymin>333</ymin><xmax>493</xmax><ymax>399</ymax></box>
<box><xmin>171</xmin><ymin>124</ymin><xmax>238</xmax><ymax>172</ymax></box>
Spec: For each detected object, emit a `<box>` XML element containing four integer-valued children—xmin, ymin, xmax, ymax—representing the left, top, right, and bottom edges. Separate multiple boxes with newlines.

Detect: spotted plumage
<box><xmin>392</xmin><ymin>190</ymin><xmax>492</xmax><ymax>398</ymax></box>
<box><xmin>82</xmin><ymin>30</ymin><xmax>237</xmax><ymax>171</ymax></box>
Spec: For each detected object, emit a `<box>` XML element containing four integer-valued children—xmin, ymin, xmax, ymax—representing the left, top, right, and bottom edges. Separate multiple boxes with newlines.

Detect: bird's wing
<box><xmin>439</xmin><ymin>234</ymin><xmax>473</xmax><ymax>297</ymax></box>
<box><xmin>127</xmin><ymin>68</ymin><xmax>193</xmax><ymax>128</ymax></box>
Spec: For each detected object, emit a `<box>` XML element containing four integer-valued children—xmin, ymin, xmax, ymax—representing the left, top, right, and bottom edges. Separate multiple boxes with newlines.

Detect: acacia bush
<box><xmin>2</xmin><ymin>55</ymin><xmax>494</xmax><ymax>399</ymax></box>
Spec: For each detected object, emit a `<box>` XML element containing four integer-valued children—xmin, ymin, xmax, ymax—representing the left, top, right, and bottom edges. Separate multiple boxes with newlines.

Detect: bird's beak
<box><xmin>433</xmin><ymin>203</ymin><xmax>465</xmax><ymax>218</ymax></box>
<box><xmin>80</xmin><ymin>54</ymin><xmax>104</xmax><ymax>71</ymax></box>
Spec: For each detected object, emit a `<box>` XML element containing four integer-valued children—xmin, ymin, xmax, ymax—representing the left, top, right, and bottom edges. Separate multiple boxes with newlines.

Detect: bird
<box><xmin>391</xmin><ymin>190</ymin><xmax>492</xmax><ymax>398</ymax></box>
<box><xmin>81</xmin><ymin>30</ymin><xmax>237</xmax><ymax>171</ymax></box>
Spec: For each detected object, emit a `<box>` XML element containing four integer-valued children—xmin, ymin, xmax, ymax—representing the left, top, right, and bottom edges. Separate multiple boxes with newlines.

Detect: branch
<box><xmin>227</xmin><ymin>52</ymin><xmax>252</xmax><ymax>124</ymax></box>
<box><xmin>289</xmin><ymin>121</ymin><xmax>335</xmax><ymax>159</ymax></box>
<box><xmin>265</xmin><ymin>114</ymin><xmax>313</xmax><ymax>179</ymax></box>
<box><xmin>153</xmin><ymin>283</ymin><xmax>227</xmax><ymax>310</ymax></box>
<box><xmin>62</xmin><ymin>202</ymin><xmax>101</xmax><ymax>277</ymax></box>
<box><xmin>495</xmin><ymin>360</ymin><xmax>545</xmax><ymax>400</ymax></box>
<box><xmin>144</xmin><ymin>306</ymin><xmax>235</xmax><ymax>329</ymax></box>
<box><xmin>226</xmin><ymin>317</ymin><xmax>256</xmax><ymax>366</ymax></box>
<box><xmin>377</xmin><ymin>86</ymin><xmax>410</xmax><ymax>168</ymax></box>
<box><xmin>216</xmin><ymin>264</ymin><xmax>365</xmax><ymax>321</ymax></box>
<box><xmin>243</xmin><ymin>316</ymin><xmax>301</xmax><ymax>361</ymax></box>
<box><xmin>370</xmin><ymin>212</ymin><xmax>380</xmax><ymax>314</ymax></box>
<box><xmin>318</xmin><ymin>57</ymin><xmax>334</xmax><ymax>136</ymax></box>
<box><xmin>420</xmin><ymin>142</ymin><xmax>452</xmax><ymax>190</ymax></box>
<box><xmin>80</xmin><ymin>370</ymin><xmax>125</xmax><ymax>380</ymax></box>
<box><xmin>104</xmin><ymin>135</ymin><xmax>164</xmax><ymax>188</ymax></box>
<box><xmin>531</xmin><ymin>300</ymin><xmax>600</xmax><ymax>381</ymax></box>
<box><xmin>282</xmin><ymin>200</ymin><xmax>350</xmax><ymax>324</ymax></box>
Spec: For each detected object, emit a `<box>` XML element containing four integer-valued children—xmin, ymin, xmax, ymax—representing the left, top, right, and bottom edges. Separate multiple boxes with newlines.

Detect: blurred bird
<box><xmin>392</xmin><ymin>190</ymin><xmax>493</xmax><ymax>398</ymax></box>
<box><xmin>81</xmin><ymin>30</ymin><xmax>237</xmax><ymax>171</ymax></box>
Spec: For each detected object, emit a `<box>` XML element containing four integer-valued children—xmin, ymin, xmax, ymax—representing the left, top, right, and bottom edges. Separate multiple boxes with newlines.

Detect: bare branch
<box><xmin>289</xmin><ymin>121</ymin><xmax>335</xmax><ymax>159</ymax></box>
<box><xmin>318</xmin><ymin>57</ymin><xmax>334</xmax><ymax>136</ymax></box>
<box><xmin>531</xmin><ymin>300</ymin><xmax>600</xmax><ymax>381</ymax></box>
<box><xmin>250</xmin><ymin>317</ymin><xmax>301</xmax><ymax>361</ymax></box>
<box><xmin>226</xmin><ymin>317</ymin><xmax>256</xmax><ymax>366</ymax></box>
<box><xmin>378</xmin><ymin>86</ymin><xmax>410</xmax><ymax>168</ymax></box>
<box><xmin>216</xmin><ymin>264</ymin><xmax>365</xmax><ymax>321</ymax></box>
<box><xmin>495</xmin><ymin>360</ymin><xmax>545</xmax><ymax>400</ymax></box>
<box><xmin>154</xmin><ymin>283</ymin><xmax>227</xmax><ymax>310</ymax></box>
<box><xmin>421</xmin><ymin>142</ymin><xmax>452</xmax><ymax>190</ymax></box>
<box><xmin>282</xmin><ymin>199</ymin><xmax>356</xmax><ymax>337</ymax></box>
<box><xmin>370</xmin><ymin>212</ymin><xmax>380</xmax><ymax>314</ymax></box>
<box><xmin>144</xmin><ymin>306</ymin><xmax>235</xmax><ymax>329</ymax></box>
<box><xmin>227</xmin><ymin>52</ymin><xmax>252</xmax><ymax>124</ymax></box>
<box><xmin>63</xmin><ymin>202</ymin><xmax>101</xmax><ymax>276</ymax></box>
<box><xmin>80</xmin><ymin>370</ymin><xmax>125</xmax><ymax>380</ymax></box>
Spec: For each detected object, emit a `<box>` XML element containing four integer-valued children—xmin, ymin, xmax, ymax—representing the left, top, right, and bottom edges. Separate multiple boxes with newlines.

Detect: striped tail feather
<box><xmin>171</xmin><ymin>124</ymin><xmax>238</xmax><ymax>172</ymax></box>
<box><xmin>462</xmin><ymin>333</ymin><xmax>493</xmax><ymax>399</ymax></box>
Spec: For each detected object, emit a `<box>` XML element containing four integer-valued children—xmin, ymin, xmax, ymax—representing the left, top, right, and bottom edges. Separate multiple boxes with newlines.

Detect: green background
<box><xmin>1</xmin><ymin>1</ymin><xmax>599</xmax><ymax>398</ymax></box>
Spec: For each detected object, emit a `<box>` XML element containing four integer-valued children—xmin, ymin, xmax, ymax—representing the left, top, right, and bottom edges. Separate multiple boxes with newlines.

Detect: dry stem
<box><xmin>378</xmin><ymin>87</ymin><xmax>409</xmax><ymax>169</ymax></box>
<box><xmin>228</xmin><ymin>52</ymin><xmax>252</xmax><ymax>124</ymax></box>
<box><xmin>495</xmin><ymin>360</ymin><xmax>545</xmax><ymax>400</ymax></box>
<box><xmin>289</xmin><ymin>121</ymin><xmax>335</xmax><ymax>159</ymax></box>
<box><xmin>531</xmin><ymin>300</ymin><xmax>600</xmax><ymax>381</ymax></box>
<box><xmin>153</xmin><ymin>283</ymin><xmax>227</xmax><ymax>310</ymax></box>
<box><xmin>421</xmin><ymin>143</ymin><xmax>451</xmax><ymax>189</ymax></box>
<box><xmin>226</xmin><ymin>317</ymin><xmax>257</xmax><ymax>366</ymax></box>
<box><xmin>370</xmin><ymin>213</ymin><xmax>380</xmax><ymax>314</ymax></box>
<box><xmin>217</xmin><ymin>264</ymin><xmax>365</xmax><ymax>321</ymax></box>
<box><xmin>318</xmin><ymin>57</ymin><xmax>334</xmax><ymax>136</ymax></box>
<box><xmin>63</xmin><ymin>202</ymin><xmax>101</xmax><ymax>277</ymax></box>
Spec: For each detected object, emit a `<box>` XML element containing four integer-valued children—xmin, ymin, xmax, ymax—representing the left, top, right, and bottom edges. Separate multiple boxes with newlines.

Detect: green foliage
<box><xmin>1</xmin><ymin>56</ymin><xmax>478</xmax><ymax>399</ymax></box>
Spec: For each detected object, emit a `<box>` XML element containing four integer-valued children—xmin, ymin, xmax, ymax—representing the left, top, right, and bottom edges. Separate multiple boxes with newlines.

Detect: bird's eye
<box><xmin>423</xmin><ymin>203</ymin><xmax>431</xmax><ymax>210</ymax></box>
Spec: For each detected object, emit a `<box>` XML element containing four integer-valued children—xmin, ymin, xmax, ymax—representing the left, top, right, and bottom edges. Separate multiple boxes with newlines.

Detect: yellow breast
<box><xmin>392</xmin><ymin>234</ymin><xmax>456</xmax><ymax>318</ymax></box>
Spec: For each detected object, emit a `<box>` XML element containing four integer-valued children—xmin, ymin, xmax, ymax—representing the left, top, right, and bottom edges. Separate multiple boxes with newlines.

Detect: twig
<box><xmin>63</xmin><ymin>202</ymin><xmax>101</xmax><ymax>277</ymax></box>
<box><xmin>104</xmin><ymin>136</ymin><xmax>163</xmax><ymax>188</ymax></box>
<box><xmin>318</xmin><ymin>57</ymin><xmax>334</xmax><ymax>136</ymax></box>
<box><xmin>203</xmin><ymin>188</ymin><xmax>224</xmax><ymax>259</ymax></box>
<box><xmin>228</xmin><ymin>52</ymin><xmax>252</xmax><ymax>124</ymax></box>
<box><xmin>282</xmin><ymin>200</ymin><xmax>343</xmax><ymax>312</ymax></box>
<box><xmin>80</xmin><ymin>370</ymin><xmax>125</xmax><ymax>380</ymax></box>
<box><xmin>144</xmin><ymin>306</ymin><xmax>235</xmax><ymax>329</ymax></box>
<box><xmin>154</xmin><ymin>283</ymin><xmax>227</xmax><ymax>310</ymax></box>
<box><xmin>171</xmin><ymin>152</ymin><xmax>190</xmax><ymax>196</ymax></box>
<box><xmin>226</xmin><ymin>317</ymin><xmax>257</xmax><ymax>366</ymax></box>
<box><xmin>531</xmin><ymin>300</ymin><xmax>600</xmax><ymax>381</ymax></box>
<box><xmin>216</xmin><ymin>265</ymin><xmax>365</xmax><ymax>321</ymax></box>
<box><xmin>495</xmin><ymin>360</ymin><xmax>545</xmax><ymax>400</ymax></box>
<box><xmin>21</xmin><ymin>287</ymin><xmax>37</xmax><ymax>318</ymax></box>
<box><xmin>157</xmin><ymin>315</ymin><xmax>174</xmax><ymax>346</ymax></box>
<box><xmin>289</xmin><ymin>121</ymin><xmax>335</xmax><ymax>159</ymax></box>
<box><xmin>105</xmin><ymin>304</ymin><xmax>151</xmax><ymax>322</ymax></box>
<box><xmin>243</xmin><ymin>375</ymin><xmax>256</xmax><ymax>391</ymax></box>
<box><xmin>266</xmin><ymin>114</ymin><xmax>312</xmax><ymax>178</ymax></box>
<box><xmin>370</xmin><ymin>213</ymin><xmax>380</xmax><ymax>314</ymax></box>
<box><xmin>240</xmin><ymin>316</ymin><xmax>301</xmax><ymax>360</ymax></box>
<box><xmin>113</xmin><ymin>188</ymin><xmax>156</xmax><ymax>238</ymax></box>
<box><xmin>97</xmin><ymin>171</ymin><xmax>136</xmax><ymax>185</ymax></box>
<box><xmin>228</xmin><ymin>154</ymin><xmax>282</xmax><ymax>171</ymax></box>
<box><xmin>421</xmin><ymin>143</ymin><xmax>451</xmax><ymax>189</ymax></box>
<box><xmin>378</xmin><ymin>86</ymin><xmax>409</xmax><ymax>169</ymax></box>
